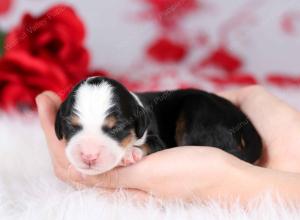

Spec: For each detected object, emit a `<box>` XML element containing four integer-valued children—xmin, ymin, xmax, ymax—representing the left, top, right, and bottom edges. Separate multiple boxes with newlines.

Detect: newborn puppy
<box><xmin>55</xmin><ymin>77</ymin><xmax>262</xmax><ymax>175</ymax></box>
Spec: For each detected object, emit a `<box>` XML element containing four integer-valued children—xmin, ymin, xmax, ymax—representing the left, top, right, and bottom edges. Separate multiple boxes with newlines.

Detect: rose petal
<box><xmin>200</xmin><ymin>47</ymin><xmax>243</xmax><ymax>73</ymax></box>
<box><xmin>208</xmin><ymin>74</ymin><xmax>257</xmax><ymax>86</ymax></box>
<box><xmin>0</xmin><ymin>0</ymin><xmax>12</xmax><ymax>15</ymax></box>
<box><xmin>267</xmin><ymin>74</ymin><xmax>300</xmax><ymax>87</ymax></box>
<box><xmin>147</xmin><ymin>37</ymin><xmax>187</xmax><ymax>62</ymax></box>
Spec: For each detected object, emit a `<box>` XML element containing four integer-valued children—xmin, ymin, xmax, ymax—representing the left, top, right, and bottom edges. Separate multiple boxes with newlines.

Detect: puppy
<box><xmin>55</xmin><ymin>77</ymin><xmax>262</xmax><ymax>175</ymax></box>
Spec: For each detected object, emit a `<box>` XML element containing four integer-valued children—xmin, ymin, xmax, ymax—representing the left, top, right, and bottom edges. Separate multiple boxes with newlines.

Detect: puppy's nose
<box><xmin>80</xmin><ymin>152</ymin><xmax>99</xmax><ymax>166</ymax></box>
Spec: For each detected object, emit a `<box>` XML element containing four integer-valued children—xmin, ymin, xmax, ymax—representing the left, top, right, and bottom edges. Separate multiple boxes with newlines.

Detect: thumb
<box><xmin>90</xmin><ymin>163</ymin><xmax>146</xmax><ymax>190</ymax></box>
<box><xmin>36</xmin><ymin>91</ymin><xmax>64</xmax><ymax>147</ymax></box>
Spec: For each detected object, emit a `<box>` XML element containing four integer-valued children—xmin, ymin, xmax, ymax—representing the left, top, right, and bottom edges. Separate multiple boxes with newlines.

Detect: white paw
<box><xmin>119</xmin><ymin>147</ymin><xmax>144</xmax><ymax>166</ymax></box>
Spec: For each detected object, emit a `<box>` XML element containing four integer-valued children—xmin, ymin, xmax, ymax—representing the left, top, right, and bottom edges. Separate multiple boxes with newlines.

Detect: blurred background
<box><xmin>0</xmin><ymin>0</ymin><xmax>299</xmax><ymax>111</ymax></box>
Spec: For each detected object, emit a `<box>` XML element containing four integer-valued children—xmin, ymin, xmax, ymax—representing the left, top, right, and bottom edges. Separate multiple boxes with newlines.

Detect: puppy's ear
<box><xmin>55</xmin><ymin>81</ymin><xmax>83</xmax><ymax>140</ymax></box>
<box><xmin>55</xmin><ymin>106</ymin><xmax>65</xmax><ymax>140</ymax></box>
<box><xmin>134</xmin><ymin>105</ymin><xmax>150</xmax><ymax>139</ymax></box>
<box><xmin>55</xmin><ymin>98</ymin><xmax>72</xmax><ymax>140</ymax></box>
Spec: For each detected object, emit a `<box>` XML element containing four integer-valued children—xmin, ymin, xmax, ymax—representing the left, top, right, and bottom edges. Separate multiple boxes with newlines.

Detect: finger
<box><xmin>36</xmin><ymin>91</ymin><xmax>69</xmax><ymax>168</ymax></box>
<box><xmin>239</xmin><ymin>86</ymin><xmax>300</xmax><ymax>146</ymax></box>
<box><xmin>105</xmin><ymin>188</ymin><xmax>150</xmax><ymax>201</ymax></box>
<box><xmin>92</xmin><ymin>187</ymin><xmax>152</xmax><ymax>204</ymax></box>
<box><xmin>89</xmin><ymin>147</ymin><xmax>213</xmax><ymax>190</ymax></box>
<box><xmin>36</xmin><ymin>91</ymin><xmax>62</xmax><ymax>146</ymax></box>
<box><xmin>59</xmin><ymin>165</ymin><xmax>142</xmax><ymax>190</ymax></box>
<box><xmin>91</xmin><ymin>164</ymin><xmax>146</xmax><ymax>189</ymax></box>
<box><xmin>217</xmin><ymin>89</ymin><xmax>240</xmax><ymax>106</ymax></box>
<box><xmin>218</xmin><ymin>86</ymin><xmax>300</xmax><ymax>170</ymax></box>
<box><xmin>43</xmin><ymin>91</ymin><xmax>62</xmax><ymax>106</ymax></box>
<box><xmin>237</xmin><ymin>87</ymin><xmax>300</xmax><ymax>171</ymax></box>
<box><xmin>121</xmin><ymin>188</ymin><xmax>150</xmax><ymax>202</ymax></box>
<box><xmin>64</xmin><ymin>168</ymin><xmax>152</xmax><ymax>202</ymax></box>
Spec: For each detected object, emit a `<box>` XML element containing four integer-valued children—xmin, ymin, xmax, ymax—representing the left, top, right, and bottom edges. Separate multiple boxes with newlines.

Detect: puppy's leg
<box><xmin>144</xmin><ymin>134</ymin><xmax>166</xmax><ymax>154</ymax></box>
<box><xmin>119</xmin><ymin>147</ymin><xmax>144</xmax><ymax>166</ymax></box>
<box><xmin>119</xmin><ymin>134</ymin><xmax>166</xmax><ymax>166</ymax></box>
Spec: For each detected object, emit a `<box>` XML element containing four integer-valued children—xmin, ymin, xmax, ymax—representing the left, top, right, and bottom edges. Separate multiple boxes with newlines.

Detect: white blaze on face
<box><xmin>65</xmin><ymin>81</ymin><xmax>126</xmax><ymax>175</ymax></box>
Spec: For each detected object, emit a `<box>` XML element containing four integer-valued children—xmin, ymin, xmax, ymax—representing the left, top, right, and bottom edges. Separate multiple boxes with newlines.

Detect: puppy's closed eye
<box><xmin>68</xmin><ymin>115</ymin><xmax>81</xmax><ymax>127</ymax></box>
<box><xmin>66</xmin><ymin>115</ymin><xmax>82</xmax><ymax>136</ymax></box>
<box><xmin>104</xmin><ymin>115</ymin><xmax>118</xmax><ymax>129</ymax></box>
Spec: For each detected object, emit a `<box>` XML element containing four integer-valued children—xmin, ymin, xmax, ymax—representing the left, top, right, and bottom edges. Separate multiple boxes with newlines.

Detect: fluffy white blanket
<box><xmin>0</xmin><ymin>104</ymin><xmax>300</xmax><ymax>220</ymax></box>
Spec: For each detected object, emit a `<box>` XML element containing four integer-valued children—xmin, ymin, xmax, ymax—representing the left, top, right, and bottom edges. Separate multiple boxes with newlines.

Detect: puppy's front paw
<box><xmin>119</xmin><ymin>147</ymin><xmax>144</xmax><ymax>167</ymax></box>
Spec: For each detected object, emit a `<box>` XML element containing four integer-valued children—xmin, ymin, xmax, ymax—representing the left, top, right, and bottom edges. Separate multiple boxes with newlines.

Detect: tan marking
<box><xmin>237</xmin><ymin>136</ymin><xmax>246</xmax><ymax>151</ymax></box>
<box><xmin>70</xmin><ymin>115</ymin><xmax>81</xmax><ymax>126</ymax></box>
<box><xmin>120</xmin><ymin>130</ymin><xmax>135</xmax><ymax>148</ymax></box>
<box><xmin>241</xmin><ymin>136</ymin><xmax>246</xmax><ymax>149</ymax></box>
<box><xmin>140</xmin><ymin>144</ymin><xmax>151</xmax><ymax>155</ymax></box>
<box><xmin>175</xmin><ymin>113</ymin><xmax>186</xmax><ymax>146</ymax></box>
<box><xmin>104</xmin><ymin>115</ymin><xmax>117</xmax><ymax>128</ymax></box>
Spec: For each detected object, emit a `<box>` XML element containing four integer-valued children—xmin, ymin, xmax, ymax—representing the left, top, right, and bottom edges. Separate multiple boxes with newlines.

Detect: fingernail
<box><xmin>35</xmin><ymin>91</ymin><xmax>53</xmax><ymax>107</ymax></box>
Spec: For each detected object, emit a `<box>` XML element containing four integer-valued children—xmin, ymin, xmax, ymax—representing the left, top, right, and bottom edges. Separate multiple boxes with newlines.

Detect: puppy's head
<box><xmin>55</xmin><ymin>77</ymin><xmax>149</xmax><ymax>175</ymax></box>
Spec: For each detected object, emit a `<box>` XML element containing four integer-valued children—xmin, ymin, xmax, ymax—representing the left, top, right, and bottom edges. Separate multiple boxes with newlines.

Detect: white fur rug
<box><xmin>0</xmin><ymin>96</ymin><xmax>300</xmax><ymax>220</ymax></box>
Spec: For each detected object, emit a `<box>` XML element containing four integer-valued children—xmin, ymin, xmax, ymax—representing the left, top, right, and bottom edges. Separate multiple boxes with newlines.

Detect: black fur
<box><xmin>55</xmin><ymin>77</ymin><xmax>150</xmax><ymax>143</ymax></box>
<box><xmin>137</xmin><ymin>89</ymin><xmax>262</xmax><ymax>162</ymax></box>
<box><xmin>55</xmin><ymin>81</ymin><xmax>83</xmax><ymax>141</ymax></box>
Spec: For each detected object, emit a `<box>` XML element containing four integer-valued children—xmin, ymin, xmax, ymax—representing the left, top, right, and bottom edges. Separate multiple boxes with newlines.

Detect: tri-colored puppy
<box><xmin>55</xmin><ymin>77</ymin><xmax>262</xmax><ymax>175</ymax></box>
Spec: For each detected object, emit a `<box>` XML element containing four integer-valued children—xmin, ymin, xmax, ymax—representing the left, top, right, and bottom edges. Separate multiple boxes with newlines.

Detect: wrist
<box><xmin>235</xmin><ymin>163</ymin><xmax>266</xmax><ymax>200</ymax></box>
<box><xmin>194</xmin><ymin>151</ymin><xmax>258</xmax><ymax>202</ymax></box>
<box><xmin>235</xmin><ymin>163</ymin><xmax>300</xmax><ymax>203</ymax></box>
<box><xmin>209</xmin><ymin>157</ymin><xmax>265</xmax><ymax>202</ymax></box>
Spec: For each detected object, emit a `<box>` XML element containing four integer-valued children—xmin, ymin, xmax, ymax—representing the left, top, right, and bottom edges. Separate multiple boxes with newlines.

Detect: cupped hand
<box><xmin>219</xmin><ymin>85</ymin><xmax>300</xmax><ymax>172</ymax></box>
<box><xmin>36</xmin><ymin>85</ymin><xmax>300</xmax><ymax>202</ymax></box>
<box><xmin>36</xmin><ymin>91</ymin><xmax>249</xmax><ymax>201</ymax></box>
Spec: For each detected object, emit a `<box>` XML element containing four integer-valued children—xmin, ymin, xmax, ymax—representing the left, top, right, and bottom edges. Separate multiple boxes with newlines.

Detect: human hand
<box><xmin>36</xmin><ymin>85</ymin><xmax>300</xmax><ymax>202</ymax></box>
<box><xmin>36</xmin><ymin>91</ymin><xmax>249</xmax><ymax>201</ymax></box>
<box><xmin>218</xmin><ymin>85</ymin><xmax>300</xmax><ymax>172</ymax></box>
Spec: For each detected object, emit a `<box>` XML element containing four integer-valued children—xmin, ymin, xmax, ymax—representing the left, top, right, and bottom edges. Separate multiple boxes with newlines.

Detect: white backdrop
<box><xmin>1</xmin><ymin>0</ymin><xmax>299</xmax><ymax>110</ymax></box>
<box><xmin>1</xmin><ymin>0</ymin><xmax>300</xmax><ymax>75</ymax></box>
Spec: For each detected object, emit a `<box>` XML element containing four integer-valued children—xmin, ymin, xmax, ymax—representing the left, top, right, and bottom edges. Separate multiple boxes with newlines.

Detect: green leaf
<box><xmin>0</xmin><ymin>31</ymin><xmax>6</xmax><ymax>57</ymax></box>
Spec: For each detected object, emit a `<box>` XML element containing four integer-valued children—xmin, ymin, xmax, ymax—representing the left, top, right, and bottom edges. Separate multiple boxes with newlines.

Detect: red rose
<box><xmin>0</xmin><ymin>0</ymin><xmax>12</xmax><ymax>15</ymax></box>
<box><xmin>4</xmin><ymin>4</ymin><xmax>89</xmax><ymax>82</ymax></box>
<box><xmin>0</xmin><ymin>51</ymin><xmax>71</xmax><ymax>110</ymax></box>
<box><xmin>147</xmin><ymin>37</ymin><xmax>187</xmax><ymax>62</ymax></box>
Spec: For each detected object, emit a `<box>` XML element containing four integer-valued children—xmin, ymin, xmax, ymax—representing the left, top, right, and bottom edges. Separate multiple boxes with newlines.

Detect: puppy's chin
<box><xmin>76</xmin><ymin>165</ymin><xmax>118</xmax><ymax>175</ymax></box>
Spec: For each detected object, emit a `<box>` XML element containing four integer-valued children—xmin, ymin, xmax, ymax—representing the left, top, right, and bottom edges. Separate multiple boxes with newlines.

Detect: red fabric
<box><xmin>147</xmin><ymin>37</ymin><xmax>187</xmax><ymax>62</ymax></box>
